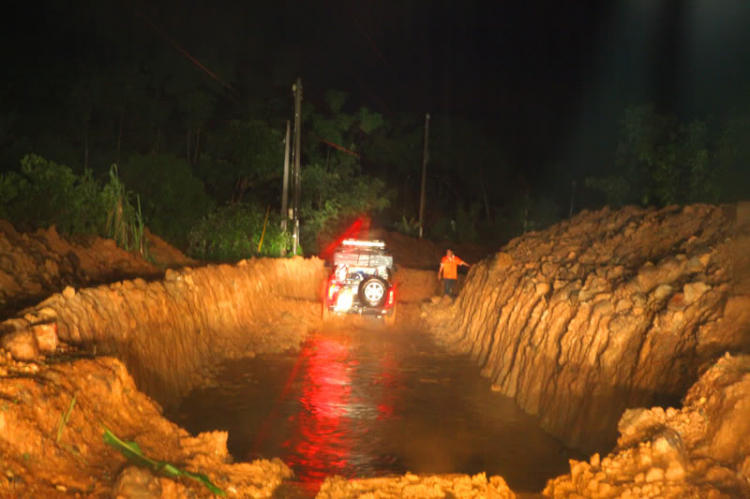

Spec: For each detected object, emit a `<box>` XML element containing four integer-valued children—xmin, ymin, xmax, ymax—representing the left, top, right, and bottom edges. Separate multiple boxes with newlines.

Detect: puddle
<box><xmin>170</xmin><ymin>327</ymin><xmax>579</xmax><ymax>495</ymax></box>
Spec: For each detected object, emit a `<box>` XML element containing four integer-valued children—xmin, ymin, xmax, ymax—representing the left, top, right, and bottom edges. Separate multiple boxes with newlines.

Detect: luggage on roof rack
<box><xmin>333</xmin><ymin>240</ymin><xmax>393</xmax><ymax>269</ymax></box>
<box><xmin>342</xmin><ymin>239</ymin><xmax>385</xmax><ymax>248</ymax></box>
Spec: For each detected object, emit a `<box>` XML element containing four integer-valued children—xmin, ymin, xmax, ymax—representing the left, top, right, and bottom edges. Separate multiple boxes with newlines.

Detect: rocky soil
<box><xmin>0</xmin><ymin>353</ymin><xmax>293</xmax><ymax>498</ymax></box>
<box><xmin>371</xmin><ymin>228</ymin><xmax>492</xmax><ymax>270</ymax></box>
<box><xmin>0</xmin><ymin>221</ymin><xmax>194</xmax><ymax>319</ymax></box>
<box><xmin>1</xmin><ymin>256</ymin><xmax>330</xmax><ymax>404</ymax></box>
<box><xmin>544</xmin><ymin>353</ymin><xmax>750</xmax><ymax>498</ymax></box>
<box><xmin>316</xmin><ymin>472</ymin><xmax>515</xmax><ymax>498</ymax></box>
<box><xmin>423</xmin><ymin>204</ymin><xmax>750</xmax><ymax>456</ymax></box>
<box><xmin>1</xmin><ymin>208</ymin><xmax>749</xmax><ymax>498</ymax></box>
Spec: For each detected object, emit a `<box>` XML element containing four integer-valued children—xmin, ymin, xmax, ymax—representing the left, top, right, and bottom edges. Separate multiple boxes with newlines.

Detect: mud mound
<box><xmin>393</xmin><ymin>267</ymin><xmax>442</xmax><ymax>302</ymax></box>
<box><xmin>544</xmin><ymin>353</ymin><xmax>750</xmax><ymax>498</ymax></box>
<box><xmin>0</xmin><ymin>220</ymin><xmax>195</xmax><ymax>319</ymax></box>
<box><xmin>424</xmin><ymin>203</ymin><xmax>750</xmax><ymax>453</ymax></box>
<box><xmin>370</xmin><ymin>229</ymin><xmax>493</xmax><ymax>270</ymax></box>
<box><xmin>0</xmin><ymin>354</ymin><xmax>292</xmax><ymax>498</ymax></box>
<box><xmin>144</xmin><ymin>227</ymin><xmax>197</xmax><ymax>268</ymax></box>
<box><xmin>3</xmin><ymin>205</ymin><xmax>749</xmax><ymax>496</ymax></box>
<box><xmin>318</xmin><ymin>472</ymin><xmax>515</xmax><ymax>498</ymax></box>
<box><xmin>1</xmin><ymin>257</ymin><xmax>328</xmax><ymax>404</ymax></box>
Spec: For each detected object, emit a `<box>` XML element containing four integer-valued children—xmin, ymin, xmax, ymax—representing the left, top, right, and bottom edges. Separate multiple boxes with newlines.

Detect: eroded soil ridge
<box><xmin>424</xmin><ymin>203</ymin><xmax>750</xmax><ymax>455</ymax></box>
<box><xmin>545</xmin><ymin>353</ymin><xmax>750</xmax><ymax>498</ymax></box>
<box><xmin>1</xmin><ymin>256</ymin><xmax>329</xmax><ymax>404</ymax></box>
<box><xmin>0</xmin><ymin>221</ymin><xmax>193</xmax><ymax>318</ymax></box>
<box><xmin>2</xmin><ymin>209</ymin><xmax>750</xmax><ymax>497</ymax></box>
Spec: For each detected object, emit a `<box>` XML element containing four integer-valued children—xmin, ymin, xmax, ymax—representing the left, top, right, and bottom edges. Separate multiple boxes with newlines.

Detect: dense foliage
<box><xmin>1</xmin><ymin>3</ymin><xmax>748</xmax><ymax>257</ymax></box>
<box><xmin>188</xmin><ymin>203</ymin><xmax>291</xmax><ymax>261</ymax></box>
<box><xmin>586</xmin><ymin>104</ymin><xmax>750</xmax><ymax>208</ymax></box>
<box><xmin>119</xmin><ymin>154</ymin><xmax>214</xmax><ymax>249</ymax></box>
<box><xmin>0</xmin><ymin>154</ymin><xmax>103</xmax><ymax>235</ymax></box>
<box><xmin>298</xmin><ymin>91</ymin><xmax>391</xmax><ymax>251</ymax></box>
<box><xmin>0</xmin><ymin>155</ymin><xmax>149</xmax><ymax>257</ymax></box>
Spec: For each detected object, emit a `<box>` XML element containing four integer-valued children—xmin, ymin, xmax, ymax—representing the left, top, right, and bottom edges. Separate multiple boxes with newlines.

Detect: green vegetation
<box><xmin>56</xmin><ymin>394</ymin><xmax>77</xmax><ymax>444</ymax></box>
<box><xmin>188</xmin><ymin>203</ymin><xmax>291</xmax><ymax>261</ymax></box>
<box><xmin>2</xmin><ymin>14</ymin><xmax>749</xmax><ymax>256</ymax></box>
<box><xmin>0</xmin><ymin>154</ymin><xmax>105</xmax><ymax>235</ymax></box>
<box><xmin>295</xmin><ymin>91</ymin><xmax>391</xmax><ymax>252</ymax></box>
<box><xmin>103</xmin><ymin>165</ymin><xmax>148</xmax><ymax>258</ymax></box>
<box><xmin>0</xmin><ymin>155</ymin><xmax>149</xmax><ymax>258</ymax></box>
<box><xmin>586</xmin><ymin>104</ymin><xmax>750</xmax><ymax>208</ymax></box>
<box><xmin>102</xmin><ymin>426</ymin><xmax>225</xmax><ymax>496</ymax></box>
<box><xmin>118</xmin><ymin>154</ymin><xmax>214</xmax><ymax>249</ymax></box>
<box><xmin>5</xmin><ymin>98</ymin><xmax>748</xmax><ymax>258</ymax></box>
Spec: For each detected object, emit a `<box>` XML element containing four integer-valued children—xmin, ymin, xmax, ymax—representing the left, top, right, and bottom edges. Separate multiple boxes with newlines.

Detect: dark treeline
<box><xmin>1</xmin><ymin>2</ymin><xmax>748</xmax><ymax>260</ymax></box>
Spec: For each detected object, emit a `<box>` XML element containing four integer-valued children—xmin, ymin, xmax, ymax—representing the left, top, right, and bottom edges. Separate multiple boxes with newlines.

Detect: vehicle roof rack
<box><xmin>334</xmin><ymin>239</ymin><xmax>393</xmax><ymax>269</ymax></box>
<box><xmin>341</xmin><ymin>239</ymin><xmax>385</xmax><ymax>248</ymax></box>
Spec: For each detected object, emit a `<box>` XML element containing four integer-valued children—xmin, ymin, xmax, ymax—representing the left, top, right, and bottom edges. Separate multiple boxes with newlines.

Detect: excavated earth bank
<box><xmin>0</xmin><ymin>354</ymin><xmax>294</xmax><ymax>497</ymax></box>
<box><xmin>0</xmin><ymin>221</ymin><xmax>458</xmax><ymax>497</ymax></box>
<box><xmin>544</xmin><ymin>353</ymin><xmax>750</xmax><ymax>498</ymax></box>
<box><xmin>1</xmin><ymin>257</ymin><xmax>330</xmax><ymax>404</ymax></box>
<box><xmin>423</xmin><ymin>204</ymin><xmax>750</xmax><ymax>454</ymax></box>
<box><xmin>0</xmin><ymin>220</ymin><xmax>194</xmax><ymax>319</ymax></box>
<box><xmin>1</xmin><ymin>207</ymin><xmax>750</xmax><ymax>498</ymax></box>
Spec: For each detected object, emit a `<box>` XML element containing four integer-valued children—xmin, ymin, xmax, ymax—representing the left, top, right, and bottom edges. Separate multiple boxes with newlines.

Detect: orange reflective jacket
<box><xmin>440</xmin><ymin>255</ymin><xmax>465</xmax><ymax>279</ymax></box>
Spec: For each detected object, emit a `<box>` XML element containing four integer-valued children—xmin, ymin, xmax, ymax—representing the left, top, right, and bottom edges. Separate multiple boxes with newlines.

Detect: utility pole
<box><xmin>569</xmin><ymin>180</ymin><xmax>577</xmax><ymax>219</ymax></box>
<box><xmin>418</xmin><ymin>113</ymin><xmax>431</xmax><ymax>238</ymax></box>
<box><xmin>291</xmin><ymin>78</ymin><xmax>303</xmax><ymax>255</ymax></box>
<box><xmin>281</xmin><ymin>120</ymin><xmax>290</xmax><ymax>232</ymax></box>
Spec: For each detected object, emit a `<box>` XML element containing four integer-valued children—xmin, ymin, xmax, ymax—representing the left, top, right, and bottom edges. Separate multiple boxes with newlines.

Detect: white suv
<box><xmin>323</xmin><ymin>239</ymin><xmax>397</xmax><ymax>326</ymax></box>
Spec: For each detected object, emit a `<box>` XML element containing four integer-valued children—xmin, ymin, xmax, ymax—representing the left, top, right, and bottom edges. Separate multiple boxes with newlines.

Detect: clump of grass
<box><xmin>103</xmin><ymin>165</ymin><xmax>150</xmax><ymax>260</ymax></box>
<box><xmin>56</xmin><ymin>394</ymin><xmax>77</xmax><ymax>443</ymax></box>
<box><xmin>187</xmin><ymin>202</ymin><xmax>290</xmax><ymax>261</ymax></box>
<box><xmin>102</xmin><ymin>426</ymin><xmax>225</xmax><ymax>496</ymax></box>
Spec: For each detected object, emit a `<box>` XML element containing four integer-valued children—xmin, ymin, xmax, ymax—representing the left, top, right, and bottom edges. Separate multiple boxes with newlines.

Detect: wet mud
<box><xmin>1</xmin><ymin>208</ymin><xmax>750</xmax><ymax>497</ymax></box>
<box><xmin>424</xmin><ymin>203</ymin><xmax>750</xmax><ymax>453</ymax></box>
<box><xmin>171</xmin><ymin>326</ymin><xmax>577</xmax><ymax>496</ymax></box>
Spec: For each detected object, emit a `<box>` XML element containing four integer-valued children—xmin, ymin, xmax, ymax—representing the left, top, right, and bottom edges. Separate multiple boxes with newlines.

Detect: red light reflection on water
<box><xmin>283</xmin><ymin>336</ymin><xmax>354</xmax><ymax>493</ymax></box>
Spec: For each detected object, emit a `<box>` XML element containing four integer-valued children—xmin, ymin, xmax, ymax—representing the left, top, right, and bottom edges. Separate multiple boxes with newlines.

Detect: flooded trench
<box><xmin>169</xmin><ymin>324</ymin><xmax>580</xmax><ymax>495</ymax></box>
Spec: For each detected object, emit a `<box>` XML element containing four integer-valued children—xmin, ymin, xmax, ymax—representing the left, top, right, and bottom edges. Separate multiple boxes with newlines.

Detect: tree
<box><xmin>198</xmin><ymin>120</ymin><xmax>284</xmax><ymax>203</ymax></box>
<box><xmin>298</xmin><ymin>91</ymin><xmax>391</xmax><ymax>252</ymax></box>
<box><xmin>119</xmin><ymin>153</ymin><xmax>214</xmax><ymax>247</ymax></box>
<box><xmin>587</xmin><ymin>104</ymin><xmax>731</xmax><ymax>207</ymax></box>
<box><xmin>715</xmin><ymin>113</ymin><xmax>750</xmax><ymax>203</ymax></box>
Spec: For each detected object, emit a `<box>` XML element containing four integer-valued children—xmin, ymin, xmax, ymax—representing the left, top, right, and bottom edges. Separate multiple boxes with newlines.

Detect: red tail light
<box><xmin>327</xmin><ymin>282</ymin><xmax>340</xmax><ymax>303</ymax></box>
<box><xmin>385</xmin><ymin>287</ymin><xmax>395</xmax><ymax>309</ymax></box>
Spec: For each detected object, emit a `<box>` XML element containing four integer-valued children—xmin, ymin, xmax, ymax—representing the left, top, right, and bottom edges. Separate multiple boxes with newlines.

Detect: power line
<box><xmin>313</xmin><ymin>134</ymin><xmax>361</xmax><ymax>159</ymax></box>
<box><xmin>134</xmin><ymin>9</ymin><xmax>236</xmax><ymax>94</ymax></box>
<box><xmin>347</xmin><ymin>6</ymin><xmax>396</xmax><ymax>77</ymax></box>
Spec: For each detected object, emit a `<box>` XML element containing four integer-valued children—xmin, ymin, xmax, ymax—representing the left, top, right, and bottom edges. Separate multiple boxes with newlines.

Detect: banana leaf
<box><xmin>103</xmin><ymin>426</ymin><xmax>225</xmax><ymax>496</ymax></box>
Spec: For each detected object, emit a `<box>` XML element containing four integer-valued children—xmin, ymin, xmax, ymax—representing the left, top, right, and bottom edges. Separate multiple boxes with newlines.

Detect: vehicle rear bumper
<box><xmin>325</xmin><ymin>305</ymin><xmax>394</xmax><ymax>317</ymax></box>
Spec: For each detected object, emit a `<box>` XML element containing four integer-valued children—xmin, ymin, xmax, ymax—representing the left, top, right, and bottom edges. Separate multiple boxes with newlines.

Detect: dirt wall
<box><xmin>371</xmin><ymin>228</ymin><xmax>492</xmax><ymax>270</ymax></box>
<box><xmin>424</xmin><ymin>204</ymin><xmax>750</xmax><ymax>453</ymax></box>
<box><xmin>0</xmin><ymin>220</ymin><xmax>194</xmax><ymax>319</ymax></box>
<box><xmin>393</xmin><ymin>267</ymin><xmax>467</xmax><ymax>302</ymax></box>
<box><xmin>0</xmin><ymin>355</ymin><xmax>293</xmax><ymax>498</ymax></box>
<box><xmin>1</xmin><ymin>257</ymin><xmax>329</xmax><ymax>404</ymax></box>
<box><xmin>544</xmin><ymin>353</ymin><xmax>750</xmax><ymax>498</ymax></box>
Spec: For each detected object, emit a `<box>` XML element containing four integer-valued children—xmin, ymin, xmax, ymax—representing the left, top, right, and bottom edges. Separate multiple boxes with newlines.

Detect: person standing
<box><xmin>438</xmin><ymin>249</ymin><xmax>471</xmax><ymax>297</ymax></box>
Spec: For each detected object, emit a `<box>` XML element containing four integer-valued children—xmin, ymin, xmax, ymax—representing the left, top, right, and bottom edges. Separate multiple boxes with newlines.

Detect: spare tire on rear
<box><xmin>358</xmin><ymin>275</ymin><xmax>388</xmax><ymax>307</ymax></box>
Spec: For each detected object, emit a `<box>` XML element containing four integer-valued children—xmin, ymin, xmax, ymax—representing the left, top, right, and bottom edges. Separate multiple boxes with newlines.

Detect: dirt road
<box><xmin>170</xmin><ymin>323</ymin><xmax>577</xmax><ymax>496</ymax></box>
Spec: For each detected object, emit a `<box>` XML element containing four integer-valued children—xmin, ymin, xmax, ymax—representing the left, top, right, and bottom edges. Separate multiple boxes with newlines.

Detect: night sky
<box><xmin>3</xmin><ymin>0</ymin><xmax>750</xmax><ymax>186</ymax></box>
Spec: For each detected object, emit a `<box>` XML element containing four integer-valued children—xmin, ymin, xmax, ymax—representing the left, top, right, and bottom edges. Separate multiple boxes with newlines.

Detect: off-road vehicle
<box><xmin>323</xmin><ymin>239</ymin><xmax>396</xmax><ymax>326</ymax></box>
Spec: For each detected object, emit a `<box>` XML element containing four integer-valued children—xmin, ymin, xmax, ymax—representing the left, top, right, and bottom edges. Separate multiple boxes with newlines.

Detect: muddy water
<box><xmin>171</xmin><ymin>325</ymin><xmax>578</xmax><ymax>495</ymax></box>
